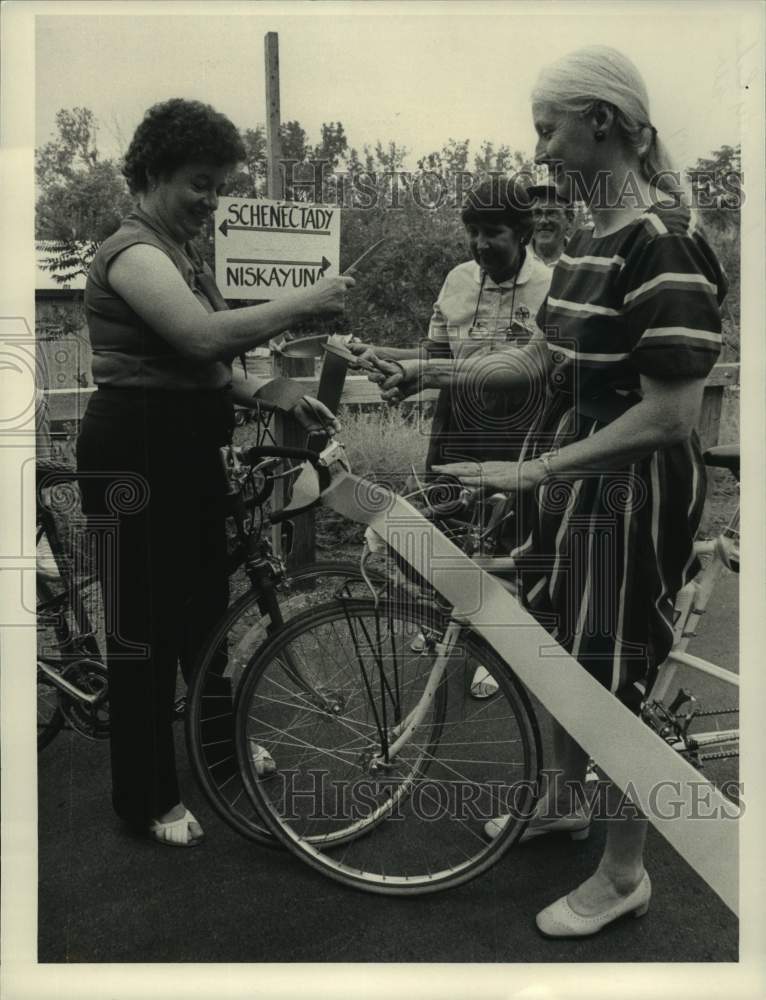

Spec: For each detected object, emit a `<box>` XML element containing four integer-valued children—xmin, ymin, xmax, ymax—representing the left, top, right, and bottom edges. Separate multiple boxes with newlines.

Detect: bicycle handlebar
<box><xmin>237</xmin><ymin>444</ymin><xmax>321</xmax><ymax>469</ymax></box>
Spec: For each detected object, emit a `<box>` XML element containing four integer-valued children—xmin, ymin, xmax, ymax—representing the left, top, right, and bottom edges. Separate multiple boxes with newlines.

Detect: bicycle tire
<box><xmin>37</xmin><ymin>670</ymin><xmax>65</xmax><ymax>750</ymax></box>
<box><xmin>185</xmin><ymin>560</ymin><xmax>388</xmax><ymax>845</ymax></box>
<box><xmin>234</xmin><ymin>597</ymin><xmax>542</xmax><ymax>894</ymax></box>
<box><xmin>37</xmin><ymin>562</ymin><xmax>105</xmax><ymax>750</ymax></box>
<box><xmin>36</xmin><ymin>583</ymin><xmax>71</xmax><ymax>751</ymax></box>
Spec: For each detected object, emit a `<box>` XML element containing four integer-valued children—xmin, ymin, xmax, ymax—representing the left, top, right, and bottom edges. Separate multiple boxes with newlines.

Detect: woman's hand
<box><xmin>374</xmin><ymin>358</ymin><xmax>422</xmax><ymax>404</ymax></box>
<box><xmin>347</xmin><ymin>341</ymin><xmax>380</xmax><ymax>367</ymax></box>
<box><xmin>432</xmin><ymin>460</ymin><xmax>544</xmax><ymax>493</ymax></box>
<box><xmin>291</xmin><ymin>396</ymin><xmax>341</xmax><ymax>437</ymax></box>
<box><xmin>303</xmin><ymin>275</ymin><xmax>356</xmax><ymax>316</ymax></box>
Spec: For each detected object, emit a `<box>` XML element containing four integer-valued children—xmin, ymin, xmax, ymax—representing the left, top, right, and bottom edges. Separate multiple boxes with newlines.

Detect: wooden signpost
<box><xmin>263</xmin><ymin>31</ymin><xmax>320</xmax><ymax>568</ymax></box>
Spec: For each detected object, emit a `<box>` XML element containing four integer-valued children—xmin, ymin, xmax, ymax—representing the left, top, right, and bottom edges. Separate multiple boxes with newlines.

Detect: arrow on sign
<box><xmin>218</xmin><ymin>219</ymin><xmax>330</xmax><ymax>237</ymax></box>
<box><xmin>219</xmin><ymin>220</ymin><xmax>245</xmax><ymax>237</ymax></box>
<box><xmin>227</xmin><ymin>256</ymin><xmax>332</xmax><ymax>274</ymax></box>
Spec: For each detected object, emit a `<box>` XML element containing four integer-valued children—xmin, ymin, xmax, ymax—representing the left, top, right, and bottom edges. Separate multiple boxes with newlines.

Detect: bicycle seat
<box><xmin>702</xmin><ymin>445</ymin><xmax>739</xmax><ymax>478</ymax></box>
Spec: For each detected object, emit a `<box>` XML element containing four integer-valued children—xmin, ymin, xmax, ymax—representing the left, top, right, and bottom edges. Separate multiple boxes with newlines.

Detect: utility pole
<box><xmin>264</xmin><ymin>32</ymin><xmax>284</xmax><ymax>200</ymax></box>
<box><xmin>265</xmin><ymin>31</ymin><xmax>315</xmax><ymax>567</ymax></box>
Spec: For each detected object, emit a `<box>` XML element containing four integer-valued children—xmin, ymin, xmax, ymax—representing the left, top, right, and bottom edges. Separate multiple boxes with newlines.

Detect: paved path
<box><xmin>37</xmin><ymin>575</ymin><xmax>739</xmax><ymax>964</ymax></box>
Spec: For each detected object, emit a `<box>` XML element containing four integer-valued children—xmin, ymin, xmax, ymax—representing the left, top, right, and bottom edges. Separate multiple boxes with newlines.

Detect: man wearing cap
<box><xmin>528</xmin><ymin>183</ymin><xmax>575</xmax><ymax>267</ymax></box>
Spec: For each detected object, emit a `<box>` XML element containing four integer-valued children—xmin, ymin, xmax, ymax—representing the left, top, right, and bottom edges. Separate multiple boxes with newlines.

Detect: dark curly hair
<box><xmin>460</xmin><ymin>175</ymin><xmax>535</xmax><ymax>243</ymax></box>
<box><xmin>122</xmin><ymin>98</ymin><xmax>247</xmax><ymax>195</ymax></box>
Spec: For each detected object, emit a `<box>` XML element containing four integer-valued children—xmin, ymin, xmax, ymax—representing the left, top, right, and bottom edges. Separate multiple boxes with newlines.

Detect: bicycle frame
<box><xmin>641</xmin><ymin>516</ymin><xmax>739</xmax><ymax>764</ymax></box>
<box><xmin>370</xmin><ymin>619</ymin><xmax>462</xmax><ymax>766</ymax></box>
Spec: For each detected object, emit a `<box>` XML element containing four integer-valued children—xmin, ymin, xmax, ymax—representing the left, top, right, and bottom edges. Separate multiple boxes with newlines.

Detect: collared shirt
<box><xmin>427</xmin><ymin>252</ymin><xmax>552</xmax><ymax>360</ymax></box>
<box><xmin>530</xmin><ymin>246</ymin><xmax>560</xmax><ymax>268</ymax></box>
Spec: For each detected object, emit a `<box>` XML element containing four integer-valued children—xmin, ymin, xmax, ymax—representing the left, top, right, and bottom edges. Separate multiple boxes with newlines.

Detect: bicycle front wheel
<box><xmin>185</xmin><ymin>560</ymin><xmax>387</xmax><ymax>845</ymax></box>
<box><xmin>235</xmin><ymin>598</ymin><xmax>542</xmax><ymax>894</ymax></box>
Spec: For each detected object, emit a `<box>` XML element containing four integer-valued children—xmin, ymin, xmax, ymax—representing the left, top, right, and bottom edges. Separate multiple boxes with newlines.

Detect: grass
<box><xmin>337</xmin><ymin>404</ymin><xmax>432</xmax><ymax>478</ymax></box>
<box><xmin>317</xmin><ymin>404</ymin><xmax>433</xmax><ymax>548</ymax></box>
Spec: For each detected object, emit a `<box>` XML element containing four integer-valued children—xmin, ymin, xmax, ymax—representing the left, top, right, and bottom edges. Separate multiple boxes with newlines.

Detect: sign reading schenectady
<box><xmin>214</xmin><ymin>196</ymin><xmax>341</xmax><ymax>300</ymax></box>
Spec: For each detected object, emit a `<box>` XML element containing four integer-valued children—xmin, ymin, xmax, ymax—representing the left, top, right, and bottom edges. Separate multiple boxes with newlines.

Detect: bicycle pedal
<box><xmin>668</xmin><ymin>688</ymin><xmax>696</xmax><ymax>714</ymax></box>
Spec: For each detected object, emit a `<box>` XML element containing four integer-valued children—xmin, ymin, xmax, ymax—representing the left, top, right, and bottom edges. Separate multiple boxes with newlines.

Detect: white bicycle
<box><xmin>230</xmin><ymin>443</ymin><xmax>739</xmax><ymax>894</ymax></box>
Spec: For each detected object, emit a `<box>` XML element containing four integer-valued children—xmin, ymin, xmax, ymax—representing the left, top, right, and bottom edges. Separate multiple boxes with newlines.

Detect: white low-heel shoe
<box><xmin>250</xmin><ymin>741</ymin><xmax>277</xmax><ymax>779</ymax></box>
<box><xmin>483</xmin><ymin>812</ymin><xmax>591</xmax><ymax>843</ymax></box>
<box><xmin>536</xmin><ymin>872</ymin><xmax>651</xmax><ymax>938</ymax></box>
<box><xmin>148</xmin><ymin>808</ymin><xmax>205</xmax><ymax>848</ymax></box>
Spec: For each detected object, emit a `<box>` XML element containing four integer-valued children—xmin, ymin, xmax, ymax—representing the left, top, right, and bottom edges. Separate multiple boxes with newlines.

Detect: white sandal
<box><xmin>250</xmin><ymin>741</ymin><xmax>277</xmax><ymax>778</ymax></box>
<box><xmin>470</xmin><ymin>665</ymin><xmax>499</xmax><ymax>699</ymax></box>
<box><xmin>148</xmin><ymin>808</ymin><xmax>205</xmax><ymax>848</ymax></box>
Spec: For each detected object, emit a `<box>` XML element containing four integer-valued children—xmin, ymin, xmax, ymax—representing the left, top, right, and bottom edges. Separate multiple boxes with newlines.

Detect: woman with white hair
<box><xmin>388</xmin><ymin>45</ymin><xmax>727</xmax><ymax>935</ymax></box>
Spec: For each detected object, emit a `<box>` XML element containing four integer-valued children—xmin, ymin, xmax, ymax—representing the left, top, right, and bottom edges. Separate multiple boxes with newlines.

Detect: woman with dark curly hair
<box><xmin>77</xmin><ymin>98</ymin><xmax>354</xmax><ymax>847</ymax></box>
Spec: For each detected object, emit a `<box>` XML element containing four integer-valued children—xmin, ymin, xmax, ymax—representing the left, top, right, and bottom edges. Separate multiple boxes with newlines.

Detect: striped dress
<box><xmin>510</xmin><ymin>209</ymin><xmax>726</xmax><ymax>710</ymax></box>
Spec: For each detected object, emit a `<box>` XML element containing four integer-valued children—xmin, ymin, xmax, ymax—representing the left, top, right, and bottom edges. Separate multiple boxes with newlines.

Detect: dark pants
<box><xmin>77</xmin><ymin>387</ymin><xmax>234</xmax><ymax>827</ymax></box>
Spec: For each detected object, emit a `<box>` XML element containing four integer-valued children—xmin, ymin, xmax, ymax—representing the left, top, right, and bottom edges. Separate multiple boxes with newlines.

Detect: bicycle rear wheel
<box><xmin>37</xmin><ymin>670</ymin><xmax>64</xmax><ymax>750</ymax></box>
<box><xmin>235</xmin><ymin>598</ymin><xmax>542</xmax><ymax>894</ymax></box>
<box><xmin>37</xmin><ymin>566</ymin><xmax>106</xmax><ymax>749</ymax></box>
<box><xmin>185</xmin><ymin>560</ymin><xmax>387</xmax><ymax>845</ymax></box>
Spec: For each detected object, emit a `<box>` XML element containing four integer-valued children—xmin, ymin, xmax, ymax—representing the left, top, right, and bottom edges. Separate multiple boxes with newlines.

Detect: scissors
<box><xmin>342</xmin><ymin>239</ymin><xmax>386</xmax><ymax>276</ymax></box>
<box><xmin>322</xmin><ymin>339</ymin><xmax>379</xmax><ymax>372</ymax></box>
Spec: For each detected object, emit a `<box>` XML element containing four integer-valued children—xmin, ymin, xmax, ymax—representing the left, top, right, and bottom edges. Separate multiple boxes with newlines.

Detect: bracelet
<box><xmin>537</xmin><ymin>451</ymin><xmax>557</xmax><ymax>477</ymax></box>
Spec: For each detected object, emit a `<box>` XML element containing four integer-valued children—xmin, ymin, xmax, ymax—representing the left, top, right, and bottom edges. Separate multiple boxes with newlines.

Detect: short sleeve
<box><xmin>425</xmin><ymin>275</ymin><xmax>454</xmax><ymax>360</ymax></box>
<box><xmin>623</xmin><ymin>229</ymin><xmax>725</xmax><ymax>379</ymax></box>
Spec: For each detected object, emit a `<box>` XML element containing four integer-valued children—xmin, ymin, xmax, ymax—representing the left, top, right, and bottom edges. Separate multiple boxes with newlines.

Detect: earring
<box><xmin>594</xmin><ymin>130</ymin><xmax>606</xmax><ymax>142</ymax></box>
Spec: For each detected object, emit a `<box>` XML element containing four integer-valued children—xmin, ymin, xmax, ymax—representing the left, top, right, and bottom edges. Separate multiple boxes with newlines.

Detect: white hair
<box><xmin>532</xmin><ymin>45</ymin><xmax>682</xmax><ymax>199</ymax></box>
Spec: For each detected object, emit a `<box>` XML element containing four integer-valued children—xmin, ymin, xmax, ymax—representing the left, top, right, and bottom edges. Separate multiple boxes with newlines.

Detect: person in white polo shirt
<box><xmin>350</xmin><ymin>176</ymin><xmax>552</xmax><ymax>695</ymax></box>
<box><xmin>350</xmin><ymin>176</ymin><xmax>552</xmax><ymax>469</ymax></box>
<box><xmin>422</xmin><ymin>177</ymin><xmax>552</xmax><ymax>470</ymax></box>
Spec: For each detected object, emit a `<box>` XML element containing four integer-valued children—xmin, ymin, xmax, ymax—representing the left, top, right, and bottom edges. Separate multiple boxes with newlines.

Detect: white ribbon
<box><xmin>321</xmin><ymin>471</ymin><xmax>739</xmax><ymax>915</ymax></box>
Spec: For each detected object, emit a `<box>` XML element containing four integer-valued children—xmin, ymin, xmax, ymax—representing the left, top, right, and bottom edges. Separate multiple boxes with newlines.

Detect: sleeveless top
<box><xmin>85</xmin><ymin>207</ymin><xmax>232</xmax><ymax>390</ymax></box>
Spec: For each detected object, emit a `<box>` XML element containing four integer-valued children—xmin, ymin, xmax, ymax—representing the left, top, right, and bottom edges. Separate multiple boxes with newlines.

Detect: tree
<box><xmin>36</xmin><ymin>107</ymin><xmax>133</xmax><ymax>281</ymax></box>
<box><xmin>315</xmin><ymin>121</ymin><xmax>348</xmax><ymax>170</ymax></box>
<box><xmin>687</xmin><ymin>144</ymin><xmax>742</xmax><ymax>217</ymax></box>
<box><xmin>225</xmin><ymin>126</ymin><xmax>267</xmax><ymax>197</ymax></box>
<box><xmin>686</xmin><ymin>145</ymin><xmax>741</xmax><ymax>360</ymax></box>
<box><xmin>36</xmin><ymin>107</ymin><xmax>133</xmax><ymax>243</ymax></box>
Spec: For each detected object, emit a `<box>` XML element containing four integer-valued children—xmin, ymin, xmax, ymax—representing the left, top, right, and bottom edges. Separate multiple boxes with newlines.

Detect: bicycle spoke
<box><xmin>235</xmin><ymin>598</ymin><xmax>541</xmax><ymax>893</ymax></box>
